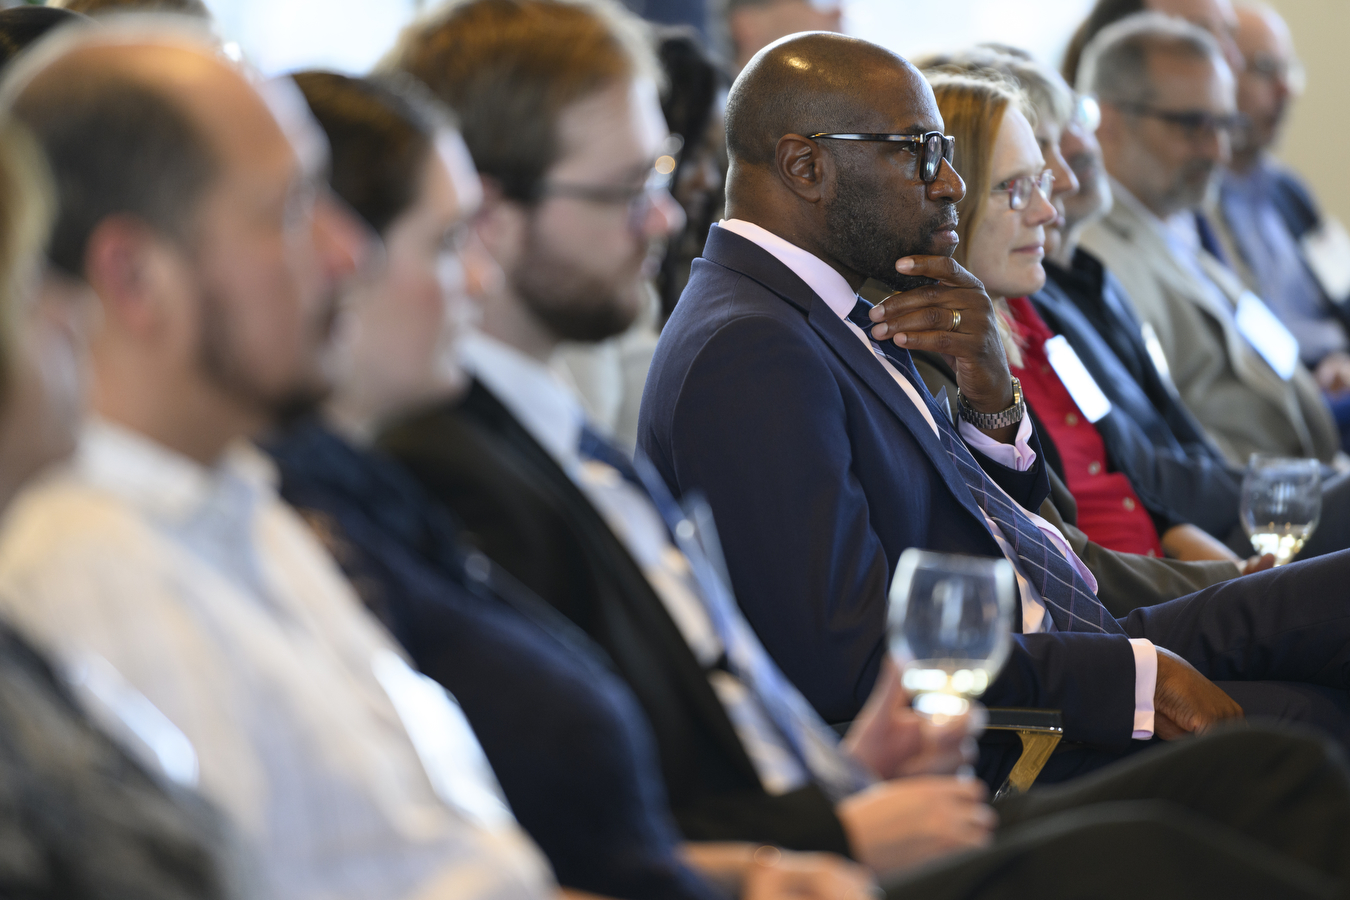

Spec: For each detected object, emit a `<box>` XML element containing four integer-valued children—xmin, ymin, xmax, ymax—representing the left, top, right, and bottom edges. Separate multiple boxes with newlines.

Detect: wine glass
<box><xmin>887</xmin><ymin>549</ymin><xmax>1016</xmax><ymax>721</ymax></box>
<box><xmin>1240</xmin><ymin>455</ymin><xmax>1321</xmax><ymax>566</ymax></box>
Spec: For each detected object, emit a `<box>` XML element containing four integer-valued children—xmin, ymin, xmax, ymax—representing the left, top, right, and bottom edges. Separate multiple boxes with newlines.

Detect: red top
<box><xmin>1006</xmin><ymin>296</ymin><xmax>1164</xmax><ymax>557</ymax></box>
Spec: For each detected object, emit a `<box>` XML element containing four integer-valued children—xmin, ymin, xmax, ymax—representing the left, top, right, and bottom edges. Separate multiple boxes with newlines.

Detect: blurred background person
<box><xmin>721</xmin><ymin>0</ymin><xmax>840</xmax><ymax>72</ymax></box>
<box><xmin>1215</xmin><ymin>3</ymin><xmax>1350</xmax><ymax>446</ymax></box>
<box><xmin>1077</xmin><ymin>13</ymin><xmax>1343</xmax><ymax>468</ymax></box>
<box><xmin>1062</xmin><ymin>0</ymin><xmax>1242</xmax><ymax>84</ymax></box>
<box><xmin>654</xmin><ymin>26</ymin><xmax>728</xmax><ymax>324</ymax></box>
<box><xmin>0</xmin><ymin>20</ymin><xmax>557</xmax><ymax>900</ymax></box>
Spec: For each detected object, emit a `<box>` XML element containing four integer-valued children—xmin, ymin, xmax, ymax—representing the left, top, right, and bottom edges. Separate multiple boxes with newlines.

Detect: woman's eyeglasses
<box><xmin>991</xmin><ymin>170</ymin><xmax>1054</xmax><ymax>210</ymax></box>
<box><xmin>808</xmin><ymin>131</ymin><xmax>956</xmax><ymax>183</ymax></box>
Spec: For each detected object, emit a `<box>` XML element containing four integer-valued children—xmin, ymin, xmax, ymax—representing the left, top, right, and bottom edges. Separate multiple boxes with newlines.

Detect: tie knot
<box><xmin>847</xmin><ymin>298</ymin><xmax>877</xmax><ymax>335</ymax></box>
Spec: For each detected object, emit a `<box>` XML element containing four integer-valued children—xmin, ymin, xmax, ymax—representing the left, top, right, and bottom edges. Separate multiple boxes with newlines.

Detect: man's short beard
<box><xmin>823</xmin><ymin>162</ymin><xmax>954</xmax><ymax>293</ymax></box>
<box><xmin>1171</xmin><ymin>160</ymin><xmax>1220</xmax><ymax>212</ymax></box>
<box><xmin>197</xmin><ymin>281</ymin><xmax>334</xmax><ymax>427</ymax></box>
<box><xmin>510</xmin><ymin>217</ymin><xmax>643</xmax><ymax>344</ymax></box>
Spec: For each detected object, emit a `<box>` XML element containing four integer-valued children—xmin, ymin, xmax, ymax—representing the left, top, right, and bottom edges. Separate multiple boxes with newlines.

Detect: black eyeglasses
<box><xmin>1112</xmin><ymin>102</ymin><xmax>1246</xmax><ymax>141</ymax></box>
<box><xmin>532</xmin><ymin>135</ymin><xmax>684</xmax><ymax>231</ymax></box>
<box><xmin>808</xmin><ymin>131</ymin><xmax>956</xmax><ymax>182</ymax></box>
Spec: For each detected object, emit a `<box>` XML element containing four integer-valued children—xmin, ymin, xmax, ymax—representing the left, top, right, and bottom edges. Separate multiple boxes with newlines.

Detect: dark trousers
<box><xmin>899</xmin><ymin>728</ymin><xmax>1349</xmax><ymax>899</ymax></box>
<box><xmin>980</xmin><ymin>549</ymin><xmax>1350</xmax><ymax>788</ymax></box>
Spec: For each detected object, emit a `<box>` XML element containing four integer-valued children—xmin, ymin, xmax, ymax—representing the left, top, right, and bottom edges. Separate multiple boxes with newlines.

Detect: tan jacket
<box><xmin>1080</xmin><ymin>183</ymin><xmax>1339</xmax><ymax>466</ymax></box>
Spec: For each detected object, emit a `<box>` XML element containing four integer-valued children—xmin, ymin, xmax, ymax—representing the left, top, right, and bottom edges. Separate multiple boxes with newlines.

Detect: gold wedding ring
<box><xmin>950</xmin><ymin>308</ymin><xmax>962</xmax><ymax>332</ymax></box>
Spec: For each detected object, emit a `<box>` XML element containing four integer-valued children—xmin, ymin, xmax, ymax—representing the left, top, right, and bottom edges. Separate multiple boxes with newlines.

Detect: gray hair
<box><xmin>1077</xmin><ymin>10</ymin><xmax>1228</xmax><ymax>104</ymax></box>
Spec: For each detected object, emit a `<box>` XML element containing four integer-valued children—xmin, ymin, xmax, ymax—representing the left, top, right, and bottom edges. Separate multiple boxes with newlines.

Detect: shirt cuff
<box><xmin>959</xmin><ymin>415</ymin><xmax>1037</xmax><ymax>472</ymax></box>
<box><xmin>1129</xmin><ymin>639</ymin><xmax>1157</xmax><ymax>739</ymax></box>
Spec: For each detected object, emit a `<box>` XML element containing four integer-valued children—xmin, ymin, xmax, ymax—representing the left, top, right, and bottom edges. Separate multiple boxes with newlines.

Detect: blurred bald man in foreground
<box><xmin>0</xmin><ymin>19</ymin><xmax>552</xmax><ymax>900</ymax></box>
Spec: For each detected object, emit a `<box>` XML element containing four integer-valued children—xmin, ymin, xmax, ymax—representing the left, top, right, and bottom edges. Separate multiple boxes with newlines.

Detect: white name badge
<box><xmin>1043</xmin><ymin>335</ymin><xmax>1113</xmax><ymax>424</ymax></box>
<box><xmin>1302</xmin><ymin>217</ymin><xmax>1350</xmax><ymax>302</ymax></box>
<box><xmin>1235</xmin><ymin>291</ymin><xmax>1300</xmax><ymax>380</ymax></box>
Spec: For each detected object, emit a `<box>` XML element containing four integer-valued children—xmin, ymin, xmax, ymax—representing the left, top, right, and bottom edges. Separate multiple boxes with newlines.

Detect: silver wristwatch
<box><xmin>956</xmin><ymin>377</ymin><xmax>1025</xmax><ymax>430</ymax></box>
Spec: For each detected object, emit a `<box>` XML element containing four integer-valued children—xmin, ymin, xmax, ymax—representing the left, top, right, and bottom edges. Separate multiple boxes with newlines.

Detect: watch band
<box><xmin>956</xmin><ymin>376</ymin><xmax>1025</xmax><ymax>430</ymax></box>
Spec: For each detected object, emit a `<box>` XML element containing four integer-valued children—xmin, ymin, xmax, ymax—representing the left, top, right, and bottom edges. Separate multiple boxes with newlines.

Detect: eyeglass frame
<box><xmin>530</xmin><ymin>134</ymin><xmax>684</xmax><ymax>231</ymax></box>
<box><xmin>1109</xmin><ymin>101</ymin><xmax>1247</xmax><ymax>140</ymax></box>
<box><xmin>807</xmin><ymin>131</ymin><xmax>956</xmax><ymax>183</ymax></box>
<box><xmin>991</xmin><ymin>170</ymin><xmax>1055</xmax><ymax>211</ymax></box>
<box><xmin>1246</xmin><ymin>52</ymin><xmax>1307</xmax><ymax>96</ymax></box>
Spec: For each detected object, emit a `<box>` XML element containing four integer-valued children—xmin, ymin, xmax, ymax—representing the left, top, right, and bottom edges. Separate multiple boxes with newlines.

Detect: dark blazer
<box><xmin>378</xmin><ymin>384</ymin><xmax>852</xmax><ymax>855</ymax></box>
<box><xmin>266</xmin><ymin>421</ymin><xmax>717</xmax><ymax>900</ymax></box>
<box><xmin>1040</xmin><ymin>254</ymin><xmax>1244</xmax><ymax>539</ymax></box>
<box><xmin>637</xmin><ymin>225</ymin><xmax>1139</xmax><ymax>746</ymax></box>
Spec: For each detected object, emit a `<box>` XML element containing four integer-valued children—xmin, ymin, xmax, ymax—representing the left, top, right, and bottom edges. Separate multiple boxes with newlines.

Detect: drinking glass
<box><xmin>1240</xmin><ymin>455</ymin><xmax>1321</xmax><ymax>566</ymax></box>
<box><xmin>887</xmin><ymin>549</ymin><xmax>1016</xmax><ymax>720</ymax></box>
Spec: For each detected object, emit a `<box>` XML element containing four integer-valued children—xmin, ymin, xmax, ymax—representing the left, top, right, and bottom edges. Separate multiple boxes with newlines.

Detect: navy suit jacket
<box><xmin>638</xmin><ymin>225</ymin><xmax>1138</xmax><ymax>745</ymax></box>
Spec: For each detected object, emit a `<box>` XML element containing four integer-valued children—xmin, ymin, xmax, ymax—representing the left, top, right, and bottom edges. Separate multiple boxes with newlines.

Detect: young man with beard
<box><xmin>0</xmin><ymin>21</ymin><xmax>556</xmax><ymax>900</ymax></box>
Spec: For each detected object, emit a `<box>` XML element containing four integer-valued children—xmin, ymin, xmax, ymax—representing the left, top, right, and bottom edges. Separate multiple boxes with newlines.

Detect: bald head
<box><xmin>1233</xmin><ymin>3</ymin><xmax>1298</xmax><ymax>161</ymax></box>
<box><xmin>3</xmin><ymin>26</ymin><xmax>269</xmax><ymax>275</ymax></box>
<box><xmin>726</xmin><ymin>31</ymin><xmax>928</xmax><ymax>168</ymax></box>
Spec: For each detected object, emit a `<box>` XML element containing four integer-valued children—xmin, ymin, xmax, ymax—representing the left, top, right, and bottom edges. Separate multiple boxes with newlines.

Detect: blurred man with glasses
<box><xmin>1215</xmin><ymin>4</ymin><xmax>1350</xmax><ymax>446</ymax></box>
<box><xmin>1078</xmin><ymin>12</ymin><xmax>1342</xmax><ymax>469</ymax></box>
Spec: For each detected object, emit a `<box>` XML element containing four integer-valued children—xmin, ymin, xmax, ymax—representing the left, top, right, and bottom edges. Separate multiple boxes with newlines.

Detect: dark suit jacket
<box><xmin>378</xmin><ymin>382</ymin><xmax>852</xmax><ymax>855</ymax></box>
<box><xmin>1040</xmin><ymin>254</ymin><xmax>1244</xmax><ymax>539</ymax></box>
<box><xmin>637</xmin><ymin>225</ymin><xmax>1138</xmax><ymax>746</ymax></box>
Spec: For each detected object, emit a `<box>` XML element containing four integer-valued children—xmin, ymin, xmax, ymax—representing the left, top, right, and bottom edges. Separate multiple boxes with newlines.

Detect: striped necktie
<box><xmin>847</xmin><ymin>298</ymin><xmax>1122</xmax><ymax>635</ymax></box>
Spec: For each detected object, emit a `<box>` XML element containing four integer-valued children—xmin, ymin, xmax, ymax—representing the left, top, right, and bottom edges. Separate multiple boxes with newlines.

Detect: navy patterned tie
<box><xmin>577</xmin><ymin>423</ymin><xmax>874</xmax><ymax>799</ymax></box>
<box><xmin>847</xmin><ymin>298</ymin><xmax>1123</xmax><ymax>636</ymax></box>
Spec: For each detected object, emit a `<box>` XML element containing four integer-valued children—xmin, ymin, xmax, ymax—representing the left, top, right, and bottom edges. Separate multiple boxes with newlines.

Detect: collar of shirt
<box><xmin>718</xmin><ymin>219</ymin><xmax>862</xmax><ymax>320</ymax></box>
<box><xmin>75</xmin><ymin>418</ymin><xmax>278</xmax><ymax>526</ymax></box>
<box><xmin>460</xmin><ymin>330</ymin><xmax>585</xmax><ymax>469</ymax></box>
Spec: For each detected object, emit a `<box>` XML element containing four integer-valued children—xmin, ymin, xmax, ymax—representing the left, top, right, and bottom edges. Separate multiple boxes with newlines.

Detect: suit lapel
<box><xmin>1104</xmin><ymin>200</ymin><xmax>1297</xmax><ymax>415</ymax></box>
<box><xmin>704</xmin><ymin>228</ymin><xmax>995</xmax><ymax>530</ymax></box>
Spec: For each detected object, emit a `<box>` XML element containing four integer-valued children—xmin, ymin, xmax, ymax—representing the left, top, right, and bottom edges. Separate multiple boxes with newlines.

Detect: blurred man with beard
<box><xmin>1078</xmin><ymin>12</ymin><xmax>1340</xmax><ymax>467</ymax></box>
<box><xmin>1216</xmin><ymin>4</ymin><xmax>1350</xmax><ymax>443</ymax></box>
<box><xmin>0</xmin><ymin>19</ymin><xmax>557</xmax><ymax>900</ymax></box>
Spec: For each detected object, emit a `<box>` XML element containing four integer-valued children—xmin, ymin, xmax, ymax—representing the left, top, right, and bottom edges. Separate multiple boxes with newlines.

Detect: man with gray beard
<box><xmin>1077</xmin><ymin>12</ymin><xmax>1340</xmax><ymax>467</ymax></box>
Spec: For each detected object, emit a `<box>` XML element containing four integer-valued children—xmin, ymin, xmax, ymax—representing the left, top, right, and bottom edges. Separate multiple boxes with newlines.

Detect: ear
<box><xmin>471</xmin><ymin>176</ymin><xmax>527</xmax><ymax>276</ymax></box>
<box><xmin>775</xmin><ymin>134</ymin><xmax>832</xmax><ymax>204</ymax></box>
<box><xmin>81</xmin><ymin>215</ymin><xmax>182</xmax><ymax>341</ymax></box>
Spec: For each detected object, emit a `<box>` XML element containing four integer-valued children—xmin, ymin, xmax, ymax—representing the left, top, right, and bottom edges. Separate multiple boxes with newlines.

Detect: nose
<box><xmin>1046</xmin><ymin>143</ymin><xmax>1080</xmax><ymax>201</ymax></box>
<box><xmin>929</xmin><ymin>158</ymin><xmax>966</xmax><ymax>204</ymax></box>
<box><xmin>642</xmin><ymin>187</ymin><xmax>686</xmax><ymax>240</ymax></box>
<box><xmin>313</xmin><ymin>190</ymin><xmax>374</xmax><ymax>285</ymax></box>
<box><xmin>1196</xmin><ymin>125</ymin><xmax>1228</xmax><ymax>165</ymax></box>
<box><xmin>1026</xmin><ymin>182</ymin><xmax>1057</xmax><ymax>228</ymax></box>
